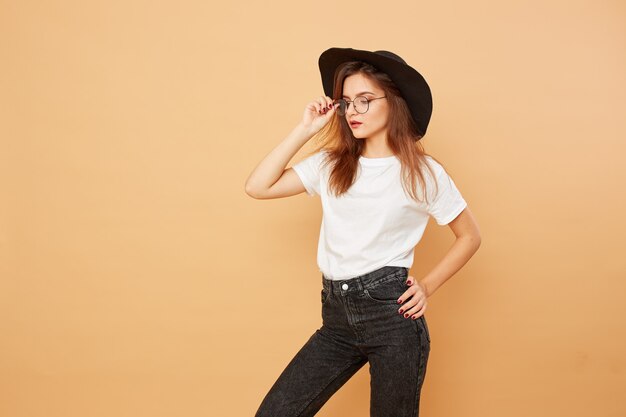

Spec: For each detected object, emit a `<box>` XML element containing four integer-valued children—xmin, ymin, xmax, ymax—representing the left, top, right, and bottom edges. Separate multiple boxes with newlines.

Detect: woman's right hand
<box><xmin>300</xmin><ymin>95</ymin><xmax>337</xmax><ymax>135</ymax></box>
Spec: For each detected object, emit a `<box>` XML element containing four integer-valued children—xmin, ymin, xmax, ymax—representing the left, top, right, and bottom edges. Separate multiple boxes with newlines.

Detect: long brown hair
<box><xmin>308</xmin><ymin>60</ymin><xmax>444</xmax><ymax>204</ymax></box>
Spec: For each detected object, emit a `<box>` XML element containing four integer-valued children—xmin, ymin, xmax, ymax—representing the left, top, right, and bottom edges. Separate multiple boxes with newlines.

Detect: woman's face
<box><xmin>341</xmin><ymin>72</ymin><xmax>389</xmax><ymax>141</ymax></box>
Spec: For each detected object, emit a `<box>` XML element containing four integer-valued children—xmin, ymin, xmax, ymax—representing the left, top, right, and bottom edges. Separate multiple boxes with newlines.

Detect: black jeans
<box><xmin>255</xmin><ymin>266</ymin><xmax>431</xmax><ymax>417</ymax></box>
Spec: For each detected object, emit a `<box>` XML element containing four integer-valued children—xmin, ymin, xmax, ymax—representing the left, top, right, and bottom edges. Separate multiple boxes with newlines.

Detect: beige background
<box><xmin>1</xmin><ymin>1</ymin><xmax>625</xmax><ymax>416</ymax></box>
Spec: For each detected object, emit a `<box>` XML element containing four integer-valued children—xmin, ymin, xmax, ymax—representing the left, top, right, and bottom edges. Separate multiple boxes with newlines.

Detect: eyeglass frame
<box><xmin>333</xmin><ymin>95</ymin><xmax>387</xmax><ymax>116</ymax></box>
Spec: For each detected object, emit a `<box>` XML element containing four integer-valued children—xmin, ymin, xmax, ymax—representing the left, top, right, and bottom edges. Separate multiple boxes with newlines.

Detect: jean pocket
<box><xmin>321</xmin><ymin>287</ymin><xmax>330</xmax><ymax>304</ymax></box>
<box><xmin>363</xmin><ymin>275</ymin><xmax>405</xmax><ymax>304</ymax></box>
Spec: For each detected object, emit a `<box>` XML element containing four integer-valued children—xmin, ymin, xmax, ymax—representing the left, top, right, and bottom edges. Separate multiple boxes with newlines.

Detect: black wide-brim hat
<box><xmin>318</xmin><ymin>47</ymin><xmax>433</xmax><ymax>138</ymax></box>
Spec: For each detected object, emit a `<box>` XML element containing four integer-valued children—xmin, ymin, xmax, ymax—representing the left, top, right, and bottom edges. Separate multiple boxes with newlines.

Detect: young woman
<box><xmin>245</xmin><ymin>47</ymin><xmax>481</xmax><ymax>417</ymax></box>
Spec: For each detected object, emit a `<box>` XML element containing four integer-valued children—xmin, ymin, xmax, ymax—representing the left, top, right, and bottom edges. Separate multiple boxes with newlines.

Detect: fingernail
<box><xmin>412</xmin><ymin>316</ymin><xmax>417</xmax><ymax>320</ymax></box>
<box><xmin>406</xmin><ymin>281</ymin><xmax>412</xmax><ymax>285</ymax></box>
<box><xmin>397</xmin><ymin>299</ymin><xmax>402</xmax><ymax>304</ymax></box>
<box><xmin>399</xmin><ymin>309</ymin><xmax>403</xmax><ymax>314</ymax></box>
<box><xmin>404</xmin><ymin>314</ymin><xmax>409</xmax><ymax>318</ymax></box>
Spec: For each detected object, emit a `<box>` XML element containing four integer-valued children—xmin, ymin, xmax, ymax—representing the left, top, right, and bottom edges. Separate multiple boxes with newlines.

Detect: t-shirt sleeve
<box><xmin>291</xmin><ymin>150</ymin><xmax>326</xmax><ymax>197</ymax></box>
<box><xmin>425</xmin><ymin>158</ymin><xmax>468</xmax><ymax>225</ymax></box>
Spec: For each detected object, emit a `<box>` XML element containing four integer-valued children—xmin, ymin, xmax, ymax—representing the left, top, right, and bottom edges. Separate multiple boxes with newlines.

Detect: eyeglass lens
<box><xmin>336</xmin><ymin>96</ymin><xmax>370</xmax><ymax>116</ymax></box>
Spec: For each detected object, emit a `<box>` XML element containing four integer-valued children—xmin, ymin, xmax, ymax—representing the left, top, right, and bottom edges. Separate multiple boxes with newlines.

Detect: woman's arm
<box><xmin>244</xmin><ymin>123</ymin><xmax>315</xmax><ymax>199</ymax></box>
<box><xmin>244</xmin><ymin>96</ymin><xmax>336</xmax><ymax>199</ymax></box>
<box><xmin>420</xmin><ymin>206</ymin><xmax>481</xmax><ymax>297</ymax></box>
<box><xmin>398</xmin><ymin>206</ymin><xmax>481</xmax><ymax>319</ymax></box>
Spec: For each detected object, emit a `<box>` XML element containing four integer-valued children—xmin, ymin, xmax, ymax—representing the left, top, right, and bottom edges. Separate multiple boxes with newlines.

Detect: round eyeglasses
<box><xmin>334</xmin><ymin>95</ymin><xmax>387</xmax><ymax>116</ymax></box>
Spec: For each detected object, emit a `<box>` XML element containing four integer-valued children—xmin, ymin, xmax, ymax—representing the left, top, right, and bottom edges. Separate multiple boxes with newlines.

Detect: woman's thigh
<box><xmin>367</xmin><ymin>323</ymin><xmax>430</xmax><ymax>417</ymax></box>
<box><xmin>255</xmin><ymin>328</ymin><xmax>367</xmax><ymax>417</ymax></box>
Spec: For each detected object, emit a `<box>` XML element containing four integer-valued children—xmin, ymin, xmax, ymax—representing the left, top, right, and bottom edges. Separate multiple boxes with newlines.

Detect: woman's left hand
<box><xmin>397</xmin><ymin>275</ymin><xmax>428</xmax><ymax>320</ymax></box>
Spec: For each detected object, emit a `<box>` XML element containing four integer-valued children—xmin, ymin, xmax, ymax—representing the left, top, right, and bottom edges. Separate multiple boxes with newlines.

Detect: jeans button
<box><xmin>341</xmin><ymin>283</ymin><xmax>349</xmax><ymax>290</ymax></box>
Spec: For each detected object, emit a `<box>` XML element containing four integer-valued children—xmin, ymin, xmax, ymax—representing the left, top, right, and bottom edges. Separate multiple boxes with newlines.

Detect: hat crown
<box><xmin>373</xmin><ymin>50</ymin><xmax>407</xmax><ymax>65</ymax></box>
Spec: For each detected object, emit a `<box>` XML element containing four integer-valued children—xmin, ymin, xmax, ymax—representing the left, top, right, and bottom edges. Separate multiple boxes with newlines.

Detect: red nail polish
<box><xmin>404</xmin><ymin>314</ymin><xmax>409</xmax><ymax>318</ymax></box>
<box><xmin>397</xmin><ymin>299</ymin><xmax>402</xmax><ymax>304</ymax></box>
<box><xmin>406</xmin><ymin>281</ymin><xmax>412</xmax><ymax>285</ymax></box>
<box><xmin>399</xmin><ymin>309</ymin><xmax>403</xmax><ymax>314</ymax></box>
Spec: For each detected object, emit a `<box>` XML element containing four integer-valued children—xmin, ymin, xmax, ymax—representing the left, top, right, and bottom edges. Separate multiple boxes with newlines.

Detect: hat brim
<box><xmin>318</xmin><ymin>47</ymin><xmax>433</xmax><ymax>136</ymax></box>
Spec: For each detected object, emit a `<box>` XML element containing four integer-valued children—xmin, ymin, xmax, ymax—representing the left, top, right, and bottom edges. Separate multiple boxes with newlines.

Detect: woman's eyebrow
<box><xmin>342</xmin><ymin>91</ymin><xmax>375</xmax><ymax>98</ymax></box>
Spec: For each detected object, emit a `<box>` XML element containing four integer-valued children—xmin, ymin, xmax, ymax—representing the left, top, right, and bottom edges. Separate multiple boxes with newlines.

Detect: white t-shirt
<box><xmin>292</xmin><ymin>149</ymin><xmax>468</xmax><ymax>280</ymax></box>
